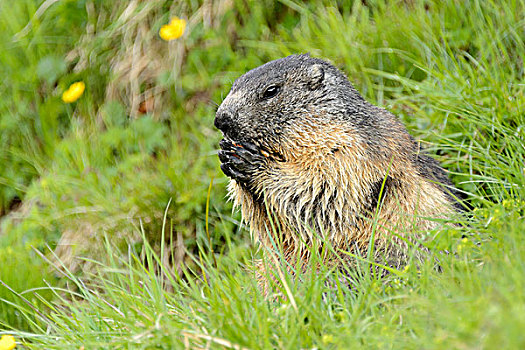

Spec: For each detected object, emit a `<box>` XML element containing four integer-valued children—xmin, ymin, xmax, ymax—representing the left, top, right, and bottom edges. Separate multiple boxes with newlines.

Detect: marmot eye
<box><xmin>262</xmin><ymin>85</ymin><xmax>280</xmax><ymax>100</ymax></box>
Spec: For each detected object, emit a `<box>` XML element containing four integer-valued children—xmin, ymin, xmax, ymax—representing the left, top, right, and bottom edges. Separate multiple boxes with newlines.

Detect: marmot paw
<box><xmin>218</xmin><ymin>139</ymin><xmax>265</xmax><ymax>185</ymax></box>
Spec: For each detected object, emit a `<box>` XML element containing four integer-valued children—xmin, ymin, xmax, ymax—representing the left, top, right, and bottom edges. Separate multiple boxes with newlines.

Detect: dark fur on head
<box><xmin>216</xmin><ymin>55</ymin><xmax>369</xmax><ymax>155</ymax></box>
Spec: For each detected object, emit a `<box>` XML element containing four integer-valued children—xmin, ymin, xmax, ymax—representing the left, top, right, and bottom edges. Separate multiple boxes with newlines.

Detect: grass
<box><xmin>0</xmin><ymin>0</ymin><xmax>524</xmax><ymax>348</ymax></box>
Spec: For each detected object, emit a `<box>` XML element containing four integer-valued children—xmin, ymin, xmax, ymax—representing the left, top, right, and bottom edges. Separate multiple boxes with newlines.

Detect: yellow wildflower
<box><xmin>321</xmin><ymin>334</ymin><xmax>334</xmax><ymax>344</ymax></box>
<box><xmin>62</xmin><ymin>81</ymin><xmax>85</xmax><ymax>103</ymax></box>
<box><xmin>159</xmin><ymin>17</ymin><xmax>186</xmax><ymax>41</ymax></box>
<box><xmin>0</xmin><ymin>335</ymin><xmax>16</xmax><ymax>350</ymax></box>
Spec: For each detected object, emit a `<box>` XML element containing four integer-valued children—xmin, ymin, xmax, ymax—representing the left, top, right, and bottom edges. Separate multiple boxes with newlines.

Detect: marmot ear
<box><xmin>307</xmin><ymin>64</ymin><xmax>324</xmax><ymax>90</ymax></box>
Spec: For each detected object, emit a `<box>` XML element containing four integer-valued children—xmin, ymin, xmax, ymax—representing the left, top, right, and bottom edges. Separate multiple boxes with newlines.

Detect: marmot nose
<box><xmin>214</xmin><ymin>109</ymin><xmax>233</xmax><ymax>134</ymax></box>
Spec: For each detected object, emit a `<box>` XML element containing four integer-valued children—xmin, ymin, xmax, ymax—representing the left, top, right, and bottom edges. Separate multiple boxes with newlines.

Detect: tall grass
<box><xmin>5</xmin><ymin>213</ymin><xmax>525</xmax><ymax>349</ymax></box>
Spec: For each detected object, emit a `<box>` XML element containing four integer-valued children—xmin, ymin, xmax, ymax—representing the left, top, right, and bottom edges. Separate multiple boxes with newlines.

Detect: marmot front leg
<box><xmin>218</xmin><ymin>139</ymin><xmax>267</xmax><ymax>188</ymax></box>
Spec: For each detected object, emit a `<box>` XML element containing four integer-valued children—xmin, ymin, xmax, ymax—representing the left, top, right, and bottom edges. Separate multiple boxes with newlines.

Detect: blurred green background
<box><xmin>0</xmin><ymin>0</ymin><xmax>524</xmax><ymax>348</ymax></box>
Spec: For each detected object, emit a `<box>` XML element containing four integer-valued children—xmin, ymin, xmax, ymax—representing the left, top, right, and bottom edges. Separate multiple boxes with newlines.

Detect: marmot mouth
<box><xmin>222</xmin><ymin>136</ymin><xmax>285</xmax><ymax>162</ymax></box>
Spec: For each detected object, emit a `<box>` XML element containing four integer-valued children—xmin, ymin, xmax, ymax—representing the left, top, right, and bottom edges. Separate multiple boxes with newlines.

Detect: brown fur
<box><xmin>228</xmin><ymin>109</ymin><xmax>453</xmax><ymax>268</ymax></box>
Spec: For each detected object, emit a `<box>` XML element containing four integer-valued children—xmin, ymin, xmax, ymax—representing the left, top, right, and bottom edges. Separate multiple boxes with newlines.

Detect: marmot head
<box><xmin>215</xmin><ymin>54</ymin><xmax>368</xmax><ymax>161</ymax></box>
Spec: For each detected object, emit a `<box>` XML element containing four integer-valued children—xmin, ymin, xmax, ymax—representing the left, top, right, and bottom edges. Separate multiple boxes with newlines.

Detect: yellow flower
<box><xmin>0</xmin><ymin>335</ymin><xmax>16</xmax><ymax>350</ymax></box>
<box><xmin>159</xmin><ymin>17</ymin><xmax>186</xmax><ymax>41</ymax></box>
<box><xmin>321</xmin><ymin>334</ymin><xmax>334</xmax><ymax>344</ymax></box>
<box><xmin>62</xmin><ymin>81</ymin><xmax>85</xmax><ymax>103</ymax></box>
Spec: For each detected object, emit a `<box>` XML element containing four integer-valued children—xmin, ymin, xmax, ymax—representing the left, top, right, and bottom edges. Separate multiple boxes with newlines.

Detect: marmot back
<box><xmin>215</xmin><ymin>54</ymin><xmax>462</xmax><ymax>285</ymax></box>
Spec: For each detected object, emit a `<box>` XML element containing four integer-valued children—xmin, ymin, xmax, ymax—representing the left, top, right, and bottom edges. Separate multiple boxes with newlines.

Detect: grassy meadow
<box><xmin>0</xmin><ymin>0</ymin><xmax>524</xmax><ymax>348</ymax></box>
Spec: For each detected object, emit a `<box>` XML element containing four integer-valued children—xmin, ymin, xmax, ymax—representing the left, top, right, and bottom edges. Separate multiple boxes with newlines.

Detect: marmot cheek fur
<box><xmin>215</xmin><ymin>54</ymin><xmax>462</xmax><ymax>276</ymax></box>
